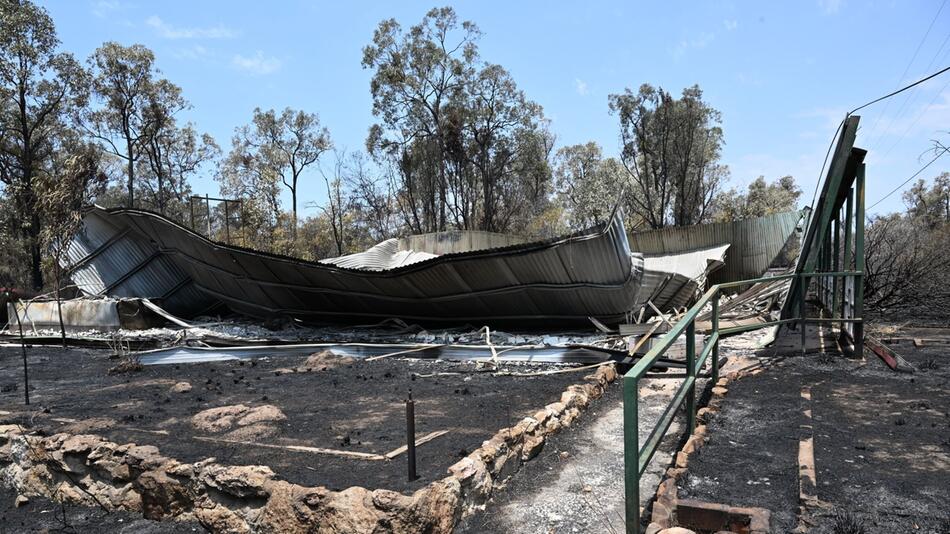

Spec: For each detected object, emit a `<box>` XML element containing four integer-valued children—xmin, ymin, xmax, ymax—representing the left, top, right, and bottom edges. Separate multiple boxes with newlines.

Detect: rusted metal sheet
<box><xmin>627</xmin><ymin>210</ymin><xmax>802</xmax><ymax>285</ymax></box>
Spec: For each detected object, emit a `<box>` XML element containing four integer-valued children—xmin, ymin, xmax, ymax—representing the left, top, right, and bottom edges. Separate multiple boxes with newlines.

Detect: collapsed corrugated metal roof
<box><xmin>64</xmin><ymin>207</ymin><xmax>790</xmax><ymax>327</ymax></box>
<box><xmin>67</xmin><ymin>207</ymin><xmax>646</xmax><ymax>325</ymax></box>
<box><xmin>627</xmin><ymin>210</ymin><xmax>802</xmax><ymax>285</ymax></box>
<box><xmin>320</xmin><ymin>239</ymin><xmax>438</xmax><ymax>270</ymax></box>
<box><xmin>636</xmin><ymin>244</ymin><xmax>730</xmax><ymax>313</ymax></box>
<box><xmin>65</xmin><ymin>208</ymin><xmax>218</xmax><ymax>317</ymax></box>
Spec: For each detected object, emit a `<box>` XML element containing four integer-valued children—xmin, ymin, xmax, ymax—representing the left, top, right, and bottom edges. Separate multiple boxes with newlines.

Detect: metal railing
<box><xmin>622</xmin><ymin>270</ymin><xmax>862</xmax><ymax>534</ymax></box>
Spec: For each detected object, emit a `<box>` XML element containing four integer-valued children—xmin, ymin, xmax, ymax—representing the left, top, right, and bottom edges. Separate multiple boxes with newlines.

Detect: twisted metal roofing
<box><xmin>627</xmin><ymin>210</ymin><xmax>802</xmax><ymax>285</ymax></box>
<box><xmin>77</xmin><ymin>207</ymin><xmax>646</xmax><ymax>325</ymax></box>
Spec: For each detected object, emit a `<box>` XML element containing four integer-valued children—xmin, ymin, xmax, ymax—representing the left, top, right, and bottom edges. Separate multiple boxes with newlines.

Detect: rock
<box><xmin>398</xmin><ymin>477</ymin><xmax>461</xmax><ymax>533</ymax></box>
<box><xmin>559</xmin><ymin>451</ymin><xmax>570</xmax><ymax>460</ymax></box>
<box><xmin>302</xmin><ymin>350</ymin><xmax>355</xmax><ymax>371</ymax></box>
<box><xmin>447</xmin><ymin>456</ymin><xmax>491</xmax><ymax>510</ymax></box>
<box><xmin>256</xmin><ymin>483</ymin><xmax>327</xmax><ymax>533</ymax></box>
<box><xmin>658</xmin><ymin>528</ymin><xmax>697</xmax><ymax>534</ymax></box>
<box><xmin>170</xmin><ymin>382</ymin><xmax>192</xmax><ymax>393</ymax></box>
<box><xmin>135</xmin><ymin>469</ymin><xmax>193</xmax><ymax>520</ymax></box>
<box><xmin>675</xmin><ymin>451</ymin><xmax>689</xmax><ymax>468</ymax></box>
<box><xmin>193</xmin><ymin>500</ymin><xmax>251</xmax><ymax>533</ymax></box>
<box><xmin>192</xmin><ymin>405</ymin><xmax>250</xmax><ymax>433</ymax></box>
<box><xmin>521</xmin><ymin>433</ymin><xmax>545</xmax><ymax>461</ymax></box>
<box><xmin>14</xmin><ymin>494</ymin><xmax>28</xmax><ymax>507</ymax></box>
<box><xmin>582</xmin><ymin>485</ymin><xmax>592</xmax><ymax>493</ymax></box>
<box><xmin>199</xmin><ymin>464</ymin><xmax>274</xmax><ymax>498</ymax></box>
<box><xmin>310</xmin><ymin>486</ymin><xmax>381</xmax><ymax>534</ymax></box>
<box><xmin>192</xmin><ymin>404</ymin><xmax>285</xmax><ymax>436</ymax></box>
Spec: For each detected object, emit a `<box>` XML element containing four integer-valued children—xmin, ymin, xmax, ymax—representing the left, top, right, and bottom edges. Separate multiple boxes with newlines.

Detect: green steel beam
<box><xmin>623</xmin><ymin>375</ymin><xmax>639</xmax><ymax>534</ymax></box>
<box><xmin>854</xmin><ymin>164</ymin><xmax>866</xmax><ymax>347</ymax></box>
<box><xmin>711</xmin><ymin>297</ymin><xmax>719</xmax><ymax>384</ymax></box>
<box><xmin>686</xmin><ymin>320</ymin><xmax>696</xmax><ymax>435</ymax></box>
<box><xmin>832</xmin><ymin>215</ymin><xmax>840</xmax><ymax>317</ymax></box>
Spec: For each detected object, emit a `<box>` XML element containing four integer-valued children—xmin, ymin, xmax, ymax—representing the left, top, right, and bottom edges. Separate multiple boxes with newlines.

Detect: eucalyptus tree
<box><xmin>554</xmin><ymin>142</ymin><xmax>627</xmax><ymax>229</ymax></box>
<box><xmin>0</xmin><ymin>0</ymin><xmax>88</xmax><ymax>289</ymax></box>
<box><xmin>223</xmin><ymin>107</ymin><xmax>331</xmax><ymax>242</ymax></box>
<box><xmin>363</xmin><ymin>7</ymin><xmax>553</xmax><ymax>234</ymax></box>
<box><xmin>140</xmin><ymin>92</ymin><xmax>220</xmax><ymax>219</ymax></box>
<box><xmin>713</xmin><ymin>175</ymin><xmax>801</xmax><ymax>222</ymax></box>
<box><xmin>609</xmin><ymin>84</ymin><xmax>729</xmax><ymax>229</ymax></box>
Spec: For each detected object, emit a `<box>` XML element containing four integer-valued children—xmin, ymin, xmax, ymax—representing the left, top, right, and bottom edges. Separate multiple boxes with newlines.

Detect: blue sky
<box><xmin>41</xmin><ymin>0</ymin><xmax>950</xmax><ymax>218</ymax></box>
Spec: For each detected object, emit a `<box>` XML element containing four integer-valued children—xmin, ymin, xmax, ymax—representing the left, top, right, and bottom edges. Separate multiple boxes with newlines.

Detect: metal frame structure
<box><xmin>188</xmin><ymin>195</ymin><xmax>246</xmax><ymax>246</ymax></box>
<box><xmin>621</xmin><ymin>115</ymin><xmax>867</xmax><ymax>533</ymax></box>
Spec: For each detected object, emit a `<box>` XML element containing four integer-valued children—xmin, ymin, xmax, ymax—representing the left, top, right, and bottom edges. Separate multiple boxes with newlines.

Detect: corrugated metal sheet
<box><xmin>81</xmin><ymin>207</ymin><xmax>646</xmax><ymax>325</ymax></box>
<box><xmin>627</xmin><ymin>210</ymin><xmax>802</xmax><ymax>285</ymax></box>
<box><xmin>64</xmin><ymin>209</ymin><xmax>217</xmax><ymax>316</ymax></box>
<box><xmin>320</xmin><ymin>239</ymin><xmax>438</xmax><ymax>270</ymax></box>
<box><xmin>397</xmin><ymin>231</ymin><xmax>526</xmax><ymax>255</ymax></box>
<box><xmin>7</xmin><ymin>299</ymin><xmax>120</xmax><ymax>332</ymax></box>
<box><xmin>636</xmin><ymin>244</ymin><xmax>730</xmax><ymax>312</ymax></box>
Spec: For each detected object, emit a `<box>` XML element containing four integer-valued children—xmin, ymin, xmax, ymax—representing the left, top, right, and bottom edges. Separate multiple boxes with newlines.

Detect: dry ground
<box><xmin>0</xmin><ymin>345</ymin><xmax>581</xmax><ymax>494</ymax></box>
<box><xmin>680</xmin><ymin>327</ymin><xmax>950</xmax><ymax>533</ymax></box>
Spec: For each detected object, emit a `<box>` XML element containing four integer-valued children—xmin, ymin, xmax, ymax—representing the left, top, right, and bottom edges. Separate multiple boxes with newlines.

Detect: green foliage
<box><xmin>218</xmin><ymin>107</ymin><xmax>331</xmax><ymax>244</ymax></box>
<box><xmin>0</xmin><ymin>0</ymin><xmax>87</xmax><ymax>289</ymax></box>
<box><xmin>902</xmin><ymin>172</ymin><xmax>950</xmax><ymax>229</ymax></box>
<box><xmin>363</xmin><ymin>6</ymin><xmax>554</xmax><ymax>235</ymax></box>
<box><xmin>554</xmin><ymin>142</ymin><xmax>627</xmax><ymax>229</ymax></box>
<box><xmin>712</xmin><ymin>175</ymin><xmax>801</xmax><ymax>222</ymax></box>
<box><xmin>609</xmin><ymin>84</ymin><xmax>728</xmax><ymax>229</ymax></box>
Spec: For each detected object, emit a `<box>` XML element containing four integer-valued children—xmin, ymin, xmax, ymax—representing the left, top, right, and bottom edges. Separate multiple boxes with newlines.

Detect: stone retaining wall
<box><xmin>0</xmin><ymin>363</ymin><xmax>618</xmax><ymax>533</ymax></box>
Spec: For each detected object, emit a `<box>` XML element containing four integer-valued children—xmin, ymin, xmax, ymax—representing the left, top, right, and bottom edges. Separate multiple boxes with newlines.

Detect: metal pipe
<box><xmin>224</xmin><ymin>200</ymin><xmax>231</xmax><ymax>245</ymax></box>
<box><xmin>711</xmin><ymin>293</ymin><xmax>719</xmax><ymax>384</ymax></box>
<box><xmin>205</xmin><ymin>194</ymin><xmax>212</xmax><ymax>238</ymax></box>
<box><xmin>685</xmin><ymin>319</ymin><xmax>696</xmax><ymax>435</ymax></box>
<box><xmin>406</xmin><ymin>390</ymin><xmax>418</xmax><ymax>481</ymax></box>
<box><xmin>9</xmin><ymin>298</ymin><xmax>29</xmax><ymax>405</ymax></box>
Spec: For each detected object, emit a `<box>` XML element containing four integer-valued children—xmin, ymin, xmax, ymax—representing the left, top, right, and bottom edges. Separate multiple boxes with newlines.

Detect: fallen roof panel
<box><xmin>76</xmin><ymin>207</ymin><xmax>646</xmax><ymax>325</ymax></box>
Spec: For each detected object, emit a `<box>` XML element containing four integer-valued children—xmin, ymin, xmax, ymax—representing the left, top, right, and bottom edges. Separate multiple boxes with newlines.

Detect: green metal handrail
<box><xmin>622</xmin><ymin>270</ymin><xmax>862</xmax><ymax>534</ymax></box>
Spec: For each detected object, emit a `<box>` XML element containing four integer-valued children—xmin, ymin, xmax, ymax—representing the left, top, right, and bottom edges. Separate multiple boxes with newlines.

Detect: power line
<box><xmin>867</xmin><ymin>146</ymin><xmax>950</xmax><ymax>210</ymax></box>
<box><xmin>867</xmin><ymin>30</ymin><xmax>950</xmax><ymax>152</ymax></box>
<box><xmin>862</xmin><ymin>0</ymin><xmax>948</xmax><ymax>142</ymax></box>
<box><xmin>808</xmin><ymin>63</ymin><xmax>950</xmax><ymax>210</ymax></box>
<box><xmin>850</xmin><ymin>64</ymin><xmax>950</xmax><ymax>115</ymax></box>
<box><xmin>877</xmin><ymin>74</ymin><xmax>950</xmax><ymax>161</ymax></box>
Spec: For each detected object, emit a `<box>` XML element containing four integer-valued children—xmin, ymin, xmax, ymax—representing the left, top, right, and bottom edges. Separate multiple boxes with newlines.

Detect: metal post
<box><xmin>189</xmin><ymin>197</ymin><xmax>195</xmax><ymax>231</ymax></box>
<box><xmin>843</xmin><ymin>189</ymin><xmax>854</xmax><ymax>340</ymax></box>
<box><xmin>800</xmin><ymin>274</ymin><xmax>808</xmax><ymax>356</ymax></box>
<box><xmin>11</xmin><ymin>299</ymin><xmax>29</xmax><ymax>405</ymax></box>
<box><xmin>240</xmin><ymin>200</ymin><xmax>247</xmax><ymax>247</ymax></box>
<box><xmin>223</xmin><ymin>200</ymin><xmax>231</xmax><ymax>245</ymax></box>
<box><xmin>711</xmin><ymin>293</ymin><xmax>719</xmax><ymax>384</ymax></box>
<box><xmin>686</xmin><ymin>320</ymin><xmax>696</xmax><ymax>435</ymax></box>
<box><xmin>406</xmin><ymin>390</ymin><xmax>418</xmax><ymax>481</ymax></box>
<box><xmin>205</xmin><ymin>194</ymin><xmax>212</xmax><ymax>238</ymax></box>
<box><xmin>832</xmin><ymin>215</ymin><xmax>840</xmax><ymax>321</ymax></box>
<box><xmin>854</xmin><ymin>164</ymin><xmax>866</xmax><ymax>349</ymax></box>
<box><xmin>623</xmin><ymin>376</ymin><xmax>640</xmax><ymax>534</ymax></box>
